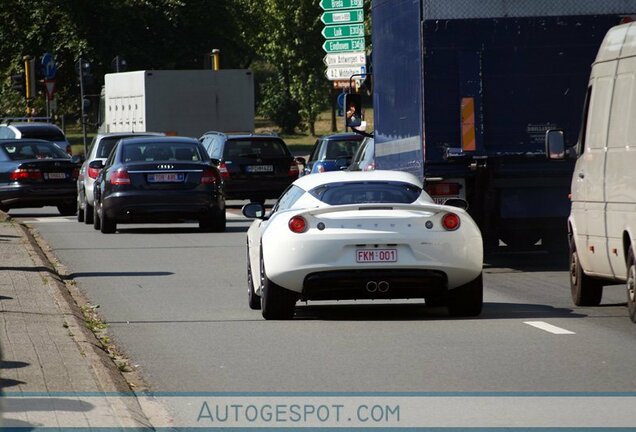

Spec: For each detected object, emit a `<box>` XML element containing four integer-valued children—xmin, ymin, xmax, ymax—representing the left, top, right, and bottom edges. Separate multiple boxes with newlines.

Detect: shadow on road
<box><xmin>294</xmin><ymin>301</ymin><xmax>585</xmax><ymax>321</ymax></box>
<box><xmin>485</xmin><ymin>251</ymin><xmax>569</xmax><ymax>272</ymax></box>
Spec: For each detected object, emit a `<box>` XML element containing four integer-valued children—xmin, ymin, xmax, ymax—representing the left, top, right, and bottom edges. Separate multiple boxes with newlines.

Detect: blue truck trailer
<box><xmin>371</xmin><ymin>0</ymin><xmax>636</xmax><ymax>251</ymax></box>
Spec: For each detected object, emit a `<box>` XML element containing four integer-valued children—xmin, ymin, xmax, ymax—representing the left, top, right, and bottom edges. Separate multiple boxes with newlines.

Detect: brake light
<box><xmin>288</xmin><ymin>162</ymin><xmax>299</xmax><ymax>177</ymax></box>
<box><xmin>218</xmin><ymin>162</ymin><xmax>230</xmax><ymax>180</ymax></box>
<box><xmin>87</xmin><ymin>166</ymin><xmax>101</xmax><ymax>179</ymax></box>
<box><xmin>442</xmin><ymin>213</ymin><xmax>461</xmax><ymax>231</ymax></box>
<box><xmin>288</xmin><ymin>215</ymin><xmax>307</xmax><ymax>233</ymax></box>
<box><xmin>110</xmin><ymin>169</ymin><xmax>130</xmax><ymax>185</ymax></box>
<box><xmin>201</xmin><ymin>167</ymin><xmax>217</xmax><ymax>184</ymax></box>
<box><xmin>426</xmin><ymin>182</ymin><xmax>461</xmax><ymax>197</ymax></box>
<box><xmin>10</xmin><ymin>168</ymin><xmax>43</xmax><ymax>181</ymax></box>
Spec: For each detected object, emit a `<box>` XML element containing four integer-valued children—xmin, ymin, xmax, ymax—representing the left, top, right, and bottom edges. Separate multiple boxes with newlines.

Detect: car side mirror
<box><xmin>71</xmin><ymin>155</ymin><xmax>82</xmax><ymax>164</ymax></box>
<box><xmin>88</xmin><ymin>160</ymin><xmax>104</xmax><ymax>170</ymax></box>
<box><xmin>545</xmin><ymin>129</ymin><xmax>565</xmax><ymax>160</ymax></box>
<box><xmin>294</xmin><ymin>156</ymin><xmax>306</xmax><ymax>167</ymax></box>
<box><xmin>443</xmin><ymin>198</ymin><xmax>469</xmax><ymax>210</ymax></box>
<box><xmin>209</xmin><ymin>158</ymin><xmax>221</xmax><ymax>166</ymax></box>
<box><xmin>242</xmin><ymin>202</ymin><xmax>266</xmax><ymax>219</ymax></box>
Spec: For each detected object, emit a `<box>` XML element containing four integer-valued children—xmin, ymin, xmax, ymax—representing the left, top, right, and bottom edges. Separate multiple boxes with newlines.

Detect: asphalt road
<box><xmin>10</xmin><ymin>207</ymin><xmax>636</xmax><ymax>395</ymax></box>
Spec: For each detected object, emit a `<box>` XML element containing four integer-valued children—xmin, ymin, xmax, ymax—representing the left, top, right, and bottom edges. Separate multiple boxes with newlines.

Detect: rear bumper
<box><xmin>0</xmin><ymin>184</ymin><xmax>76</xmax><ymax>208</ymax></box>
<box><xmin>302</xmin><ymin>269</ymin><xmax>447</xmax><ymax>301</ymax></box>
<box><xmin>102</xmin><ymin>190</ymin><xmax>224</xmax><ymax>222</ymax></box>
<box><xmin>225</xmin><ymin>177</ymin><xmax>294</xmax><ymax>200</ymax></box>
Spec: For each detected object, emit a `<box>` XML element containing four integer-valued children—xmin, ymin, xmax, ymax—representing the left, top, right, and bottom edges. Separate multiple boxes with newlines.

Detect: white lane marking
<box><xmin>26</xmin><ymin>218</ymin><xmax>75</xmax><ymax>223</ymax></box>
<box><xmin>524</xmin><ymin>321</ymin><xmax>576</xmax><ymax>335</ymax></box>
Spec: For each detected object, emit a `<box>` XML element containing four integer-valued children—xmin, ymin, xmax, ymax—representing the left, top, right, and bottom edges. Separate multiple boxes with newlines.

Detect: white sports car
<box><xmin>242</xmin><ymin>170</ymin><xmax>483</xmax><ymax>320</ymax></box>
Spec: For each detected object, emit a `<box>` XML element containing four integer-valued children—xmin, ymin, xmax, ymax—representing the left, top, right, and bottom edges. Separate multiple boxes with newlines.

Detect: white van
<box><xmin>547</xmin><ymin>22</ymin><xmax>636</xmax><ymax>322</ymax></box>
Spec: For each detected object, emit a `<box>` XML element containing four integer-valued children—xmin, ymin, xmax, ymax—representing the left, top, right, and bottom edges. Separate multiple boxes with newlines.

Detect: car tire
<box><xmin>570</xmin><ymin>240</ymin><xmax>603</xmax><ymax>306</ymax></box>
<box><xmin>626</xmin><ymin>247</ymin><xmax>636</xmax><ymax>323</ymax></box>
<box><xmin>85</xmin><ymin>202</ymin><xmax>94</xmax><ymax>224</ymax></box>
<box><xmin>260</xmin><ymin>254</ymin><xmax>296</xmax><ymax>320</ymax></box>
<box><xmin>77</xmin><ymin>198</ymin><xmax>85</xmax><ymax>222</ymax></box>
<box><xmin>57</xmin><ymin>203</ymin><xmax>77</xmax><ymax>216</ymax></box>
<box><xmin>93</xmin><ymin>203</ymin><xmax>101</xmax><ymax>230</ymax></box>
<box><xmin>447</xmin><ymin>273</ymin><xmax>483</xmax><ymax>317</ymax></box>
<box><xmin>247</xmin><ymin>249</ymin><xmax>261</xmax><ymax>310</ymax></box>
<box><xmin>100</xmin><ymin>212</ymin><xmax>116</xmax><ymax>234</ymax></box>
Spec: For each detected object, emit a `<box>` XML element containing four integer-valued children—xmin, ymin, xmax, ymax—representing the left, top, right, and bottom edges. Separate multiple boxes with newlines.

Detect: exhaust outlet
<box><xmin>378</xmin><ymin>281</ymin><xmax>390</xmax><ymax>293</ymax></box>
<box><xmin>366</xmin><ymin>281</ymin><xmax>378</xmax><ymax>293</ymax></box>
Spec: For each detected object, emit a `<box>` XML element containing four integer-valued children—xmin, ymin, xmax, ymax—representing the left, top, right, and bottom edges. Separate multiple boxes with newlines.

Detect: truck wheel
<box><xmin>569</xmin><ymin>240</ymin><xmax>603</xmax><ymax>306</ymax></box>
<box><xmin>85</xmin><ymin>202</ymin><xmax>94</xmax><ymax>224</ymax></box>
<box><xmin>627</xmin><ymin>247</ymin><xmax>636</xmax><ymax>323</ymax></box>
<box><xmin>260</xmin><ymin>254</ymin><xmax>296</xmax><ymax>320</ymax></box>
<box><xmin>447</xmin><ymin>273</ymin><xmax>483</xmax><ymax>317</ymax></box>
<box><xmin>247</xmin><ymin>251</ymin><xmax>261</xmax><ymax>310</ymax></box>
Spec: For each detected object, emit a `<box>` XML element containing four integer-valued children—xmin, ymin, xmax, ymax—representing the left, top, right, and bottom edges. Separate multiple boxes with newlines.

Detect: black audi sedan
<box><xmin>91</xmin><ymin>136</ymin><xmax>225</xmax><ymax>234</ymax></box>
<box><xmin>0</xmin><ymin>139</ymin><xmax>78</xmax><ymax>215</ymax></box>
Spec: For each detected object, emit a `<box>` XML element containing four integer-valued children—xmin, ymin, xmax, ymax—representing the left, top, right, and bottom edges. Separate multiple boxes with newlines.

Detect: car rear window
<box><xmin>325</xmin><ymin>140</ymin><xmax>362</xmax><ymax>159</ymax></box>
<box><xmin>224</xmin><ymin>139</ymin><xmax>289</xmax><ymax>159</ymax></box>
<box><xmin>121</xmin><ymin>142</ymin><xmax>203</xmax><ymax>162</ymax></box>
<box><xmin>2</xmin><ymin>142</ymin><xmax>69</xmax><ymax>160</ymax></box>
<box><xmin>97</xmin><ymin>136</ymin><xmax>136</xmax><ymax>158</ymax></box>
<box><xmin>310</xmin><ymin>181</ymin><xmax>421</xmax><ymax>205</ymax></box>
<box><xmin>17</xmin><ymin>126</ymin><xmax>66</xmax><ymax>141</ymax></box>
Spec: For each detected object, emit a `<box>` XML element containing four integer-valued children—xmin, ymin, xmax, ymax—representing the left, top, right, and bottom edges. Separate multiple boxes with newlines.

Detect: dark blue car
<box><xmin>301</xmin><ymin>133</ymin><xmax>364</xmax><ymax>176</ymax></box>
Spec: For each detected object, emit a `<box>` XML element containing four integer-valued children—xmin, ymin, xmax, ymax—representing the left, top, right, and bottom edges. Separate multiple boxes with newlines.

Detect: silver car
<box><xmin>77</xmin><ymin>132</ymin><xmax>164</xmax><ymax>223</ymax></box>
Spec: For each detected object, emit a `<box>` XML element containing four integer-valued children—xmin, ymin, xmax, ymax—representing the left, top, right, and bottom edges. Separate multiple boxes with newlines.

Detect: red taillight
<box><xmin>288</xmin><ymin>215</ymin><xmax>307</xmax><ymax>233</ymax></box>
<box><xmin>426</xmin><ymin>182</ymin><xmax>461</xmax><ymax>197</ymax></box>
<box><xmin>110</xmin><ymin>169</ymin><xmax>130</xmax><ymax>185</ymax></box>
<box><xmin>288</xmin><ymin>163</ymin><xmax>300</xmax><ymax>177</ymax></box>
<box><xmin>442</xmin><ymin>213</ymin><xmax>461</xmax><ymax>231</ymax></box>
<box><xmin>200</xmin><ymin>167</ymin><xmax>217</xmax><ymax>184</ymax></box>
<box><xmin>218</xmin><ymin>162</ymin><xmax>230</xmax><ymax>180</ymax></box>
<box><xmin>87</xmin><ymin>167</ymin><xmax>100</xmax><ymax>179</ymax></box>
<box><xmin>10</xmin><ymin>168</ymin><xmax>43</xmax><ymax>182</ymax></box>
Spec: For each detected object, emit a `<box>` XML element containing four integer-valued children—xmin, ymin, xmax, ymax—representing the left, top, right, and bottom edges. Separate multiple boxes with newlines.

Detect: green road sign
<box><xmin>322</xmin><ymin>23</ymin><xmax>365</xmax><ymax>39</ymax></box>
<box><xmin>320</xmin><ymin>0</ymin><xmax>363</xmax><ymax>11</ymax></box>
<box><xmin>322</xmin><ymin>37</ymin><xmax>365</xmax><ymax>53</ymax></box>
<box><xmin>321</xmin><ymin>9</ymin><xmax>363</xmax><ymax>25</ymax></box>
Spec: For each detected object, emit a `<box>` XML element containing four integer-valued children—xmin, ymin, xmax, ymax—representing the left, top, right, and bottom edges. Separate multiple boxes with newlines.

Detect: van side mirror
<box><xmin>545</xmin><ymin>130</ymin><xmax>565</xmax><ymax>160</ymax></box>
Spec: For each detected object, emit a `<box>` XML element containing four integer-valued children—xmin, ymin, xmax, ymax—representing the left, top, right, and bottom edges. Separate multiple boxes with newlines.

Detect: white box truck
<box><xmin>99</xmin><ymin>69</ymin><xmax>254</xmax><ymax>137</ymax></box>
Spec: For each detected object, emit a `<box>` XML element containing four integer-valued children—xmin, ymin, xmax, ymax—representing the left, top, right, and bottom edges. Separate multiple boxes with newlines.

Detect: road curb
<box><xmin>11</xmin><ymin>214</ymin><xmax>173</xmax><ymax>428</ymax></box>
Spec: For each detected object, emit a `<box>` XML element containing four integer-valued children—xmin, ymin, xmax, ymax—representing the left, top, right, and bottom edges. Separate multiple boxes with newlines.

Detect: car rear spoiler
<box><xmin>299</xmin><ymin>203</ymin><xmax>451</xmax><ymax>218</ymax></box>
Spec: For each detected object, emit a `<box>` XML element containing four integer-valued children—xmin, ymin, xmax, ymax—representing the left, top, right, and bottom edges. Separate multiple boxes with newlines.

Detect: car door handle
<box><xmin>578</xmin><ymin>172</ymin><xmax>585</xmax><ymax>179</ymax></box>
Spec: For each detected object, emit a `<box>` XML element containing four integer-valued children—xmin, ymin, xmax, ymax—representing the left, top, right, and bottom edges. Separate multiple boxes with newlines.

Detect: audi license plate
<box><xmin>246</xmin><ymin>165</ymin><xmax>273</xmax><ymax>173</ymax></box>
<box><xmin>148</xmin><ymin>173</ymin><xmax>184</xmax><ymax>183</ymax></box>
<box><xmin>45</xmin><ymin>172</ymin><xmax>66</xmax><ymax>180</ymax></box>
<box><xmin>356</xmin><ymin>249</ymin><xmax>398</xmax><ymax>263</ymax></box>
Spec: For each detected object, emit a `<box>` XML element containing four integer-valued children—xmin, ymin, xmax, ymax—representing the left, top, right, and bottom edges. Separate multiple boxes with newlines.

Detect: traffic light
<box><xmin>11</xmin><ymin>73</ymin><xmax>24</xmax><ymax>95</ymax></box>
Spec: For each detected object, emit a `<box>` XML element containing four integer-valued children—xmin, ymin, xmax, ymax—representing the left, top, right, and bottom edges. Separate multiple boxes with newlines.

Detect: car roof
<box><xmin>117</xmin><ymin>136</ymin><xmax>199</xmax><ymax>145</ymax></box>
<box><xmin>96</xmin><ymin>132</ymin><xmax>165</xmax><ymax>139</ymax></box>
<box><xmin>201</xmin><ymin>131</ymin><xmax>283</xmax><ymax>140</ymax></box>
<box><xmin>2</xmin><ymin>122</ymin><xmax>63</xmax><ymax>131</ymax></box>
<box><xmin>0</xmin><ymin>138</ymin><xmax>56</xmax><ymax>145</ymax></box>
<box><xmin>293</xmin><ymin>170</ymin><xmax>423</xmax><ymax>190</ymax></box>
<box><xmin>319</xmin><ymin>133</ymin><xmax>364</xmax><ymax>141</ymax></box>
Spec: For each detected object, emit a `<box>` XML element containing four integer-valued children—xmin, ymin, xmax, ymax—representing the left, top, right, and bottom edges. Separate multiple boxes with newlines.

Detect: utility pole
<box><xmin>76</xmin><ymin>57</ymin><xmax>89</xmax><ymax>155</ymax></box>
<box><xmin>23</xmin><ymin>55</ymin><xmax>35</xmax><ymax>119</ymax></box>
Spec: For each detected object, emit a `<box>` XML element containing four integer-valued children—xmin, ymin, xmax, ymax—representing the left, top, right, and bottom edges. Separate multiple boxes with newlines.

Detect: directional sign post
<box><xmin>321</xmin><ymin>9</ymin><xmax>364</xmax><ymax>25</ymax></box>
<box><xmin>325</xmin><ymin>65</ymin><xmax>365</xmax><ymax>81</ymax></box>
<box><xmin>323</xmin><ymin>51</ymin><xmax>366</xmax><ymax>67</ymax></box>
<box><xmin>320</xmin><ymin>0</ymin><xmax>364</xmax><ymax>10</ymax></box>
<box><xmin>323</xmin><ymin>38</ymin><xmax>365</xmax><ymax>53</ymax></box>
<box><xmin>322</xmin><ymin>23</ymin><xmax>365</xmax><ymax>39</ymax></box>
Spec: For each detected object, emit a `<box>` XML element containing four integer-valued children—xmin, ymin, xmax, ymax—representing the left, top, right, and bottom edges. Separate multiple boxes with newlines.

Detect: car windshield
<box><xmin>310</xmin><ymin>181</ymin><xmax>422</xmax><ymax>205</ymax></box>
<box><xmin>17</xmin><ymin>125</ymin><xmax>66</xmax><ymax>141</ymax></box>
<box><xmin>224</xmin><ymin>139</ymin><xmax>289</xmax><ymax>159</ymax></box>
<box><xmin>121</xmin><ymin>142</ymin><xmax>203</xmax><ymax>162</ymax></box>
<box><xmin>2</xmin><ymin>141</ymin><xmax>69</xmax><ymax>160</ymax></box>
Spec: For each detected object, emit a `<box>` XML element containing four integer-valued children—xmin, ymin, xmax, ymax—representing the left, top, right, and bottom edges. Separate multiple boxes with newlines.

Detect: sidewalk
<box><xmin>0</xmin><ymin>212</ymin><xmax>165</xmax><ymax>429</ymax></box>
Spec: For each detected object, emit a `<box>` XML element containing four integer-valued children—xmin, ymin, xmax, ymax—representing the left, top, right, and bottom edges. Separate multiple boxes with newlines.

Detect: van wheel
<box><xmin>626</xmin><ymin>247</ymin><xmax>636</xmax><ymax>323</ymax></box>
<box><xmin>447</xmin><ymin>273</ymin><xmax>483</xmax><ymax>317</ymax></box>
<box><xmin>570</xmin><ymin>240</ymin><xmax>603</xmax><ymax>306</ymax></box>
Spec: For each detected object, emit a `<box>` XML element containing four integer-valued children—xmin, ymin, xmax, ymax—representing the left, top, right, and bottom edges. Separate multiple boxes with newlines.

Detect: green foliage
<box><xmin>259</xmin><ymin>75</ymin><xmax>301</xmax><ymax>135</ymax></box>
